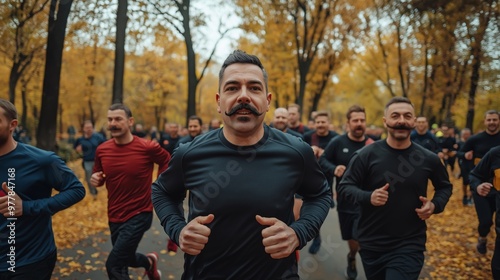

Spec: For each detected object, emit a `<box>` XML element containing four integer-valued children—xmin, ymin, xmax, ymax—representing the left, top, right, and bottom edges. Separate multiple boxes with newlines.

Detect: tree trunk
<box><xmin>58</xmin><ymin>103</ymin><xmax>63</xmax><ymax>135</ymax></box>
<box><xmin>466</xmin><ymin>51</ymin><xmax>481</xmax><ymax>131</ymax></box>
<box><xmin>185</xmin><ymin>33</ymin><xmax>198</xmax><ymax>125</ymax></box>
<box><xmin>112</xmin><ymin>0</ymin><xmax>128</xmax><ymax>104</ymax></box>
<box><xmin>183</xmin><ymin>0</ymin><xmax>198</xmax><ymax>126</ymax></box>
<box><xmin>420</xmin><ymin>43</ymin><xmax>430</xmax><ymax>116</ymax></box>
<box><xmin>21</xmin><ymin>80</ymin><xmax>28</xmax><ymax>127</ymax></box>
<box><xmin>465</xmin><ymin>0</ymin><xmax>492</xmax><ymax>131</ymax></box>
<box><xmin>36</xmin><ymin>0</ymin><xmax>73</xmax><ymax>151</ymax></box>
<box><xmin>8</xmin><ymin>62</ymin><xmax>21</xmax><ymax>105</ymax></box>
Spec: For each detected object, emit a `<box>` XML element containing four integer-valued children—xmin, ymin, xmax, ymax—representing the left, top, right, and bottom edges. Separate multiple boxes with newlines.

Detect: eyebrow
<box><xmin>223</xmin><ymin>79</ymin><xmax>264</xmax><ymax>87</ymax></box>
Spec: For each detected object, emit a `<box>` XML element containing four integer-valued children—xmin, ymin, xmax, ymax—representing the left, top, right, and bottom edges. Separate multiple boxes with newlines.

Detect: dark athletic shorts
<box><xmin>338</xmin><ymin>211</ymin><xmax>359</xmax><ymax>240</ymax></box>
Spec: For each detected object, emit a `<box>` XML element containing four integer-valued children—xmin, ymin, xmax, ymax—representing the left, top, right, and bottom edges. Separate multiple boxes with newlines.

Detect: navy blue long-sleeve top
<box><xmin>0</xmin><ymin>143</ymin><xmax>85</xmax><ymax>271</ymax></box>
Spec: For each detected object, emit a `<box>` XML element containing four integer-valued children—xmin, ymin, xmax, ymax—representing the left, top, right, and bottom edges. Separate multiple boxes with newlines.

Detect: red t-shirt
<box><xmin>93</xmin><ymin>136</ymin><xmax>170</xmax><ymax>223</ymax></box>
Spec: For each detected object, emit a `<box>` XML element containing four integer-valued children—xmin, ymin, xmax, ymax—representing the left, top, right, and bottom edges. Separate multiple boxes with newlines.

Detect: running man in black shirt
<box><xmin>459</xmin><ymin>109</ymin><xmax>500</xmax><ymax>254</ymax></box>
<box><xmin>470</xmin><ymin>146</ymin><xmax>500</xmax><ymax>279</ymax></box>
<box><xmin>303</xmin><ymin>111</ymin><xmax>338</xmax><ymax>254</ymax></box>
<box><xmin>338</xmin><ymin>97</ymin><xmax>452</xmax><ymax>280</ymax></box>
<box><xmin>152</xmin><ymin>50</ymin><xmax>332</xmax><ymax>280</ymax></box>
<box><xmin>456</xmin><ymin>128</ymin><xmax>474</xmax><ymax>205</ymax></box>
<box><xmin>319</xmin><ymin>105</ymin><xmax>373</xmax><ymax>280</ymax></box>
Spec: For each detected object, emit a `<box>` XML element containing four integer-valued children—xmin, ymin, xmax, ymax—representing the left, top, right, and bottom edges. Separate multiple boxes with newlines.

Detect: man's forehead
<box><xmin>315</xmin><ymin>116</ymin><xmax>329</xmax><ymax>122</ymax></box>
<box><xmin>387</xmin><ymin>103</ymin><xmax>414</xmax><ymax>114</ymax></box>
<box><xmin>108</xmin><ymin>109</ymin><xmax>127</xmax><ymax>117</ymax></box>
<box><xmin>485</xmin><ymin>113</ymin><xmax>499</xmax><ymax>120</ymax></box>
<box><xmin>222</xmin><ymin>63</ymin><xmax>264</xmax><ymax>82</ymax></box>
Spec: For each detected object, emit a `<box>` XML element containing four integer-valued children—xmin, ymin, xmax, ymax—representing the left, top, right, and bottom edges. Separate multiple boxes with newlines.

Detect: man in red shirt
<box><xmin>91</xmin><ymin>103</ymin><xmax>170</xmax><ymax>280</ymax></box>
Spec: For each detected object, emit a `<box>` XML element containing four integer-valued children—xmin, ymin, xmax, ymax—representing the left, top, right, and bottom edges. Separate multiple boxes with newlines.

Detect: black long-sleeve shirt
<box><xmin>469</xmin><ymin>146</ymin><xmax>500</xmax><ymax>194</ymax></box>
<box><xmin>152</xmin><ymin>125</ymin><xmax>332</xmax><ymax>280</ymax></box>
<box><xmin>459</xmin><ymin>131</ymin><xmax>500</xmax><ymax>165</ymax></box>
<box><xmin>337</xmin><ymin>140</ymin><xmax>452</xmax><ymax>252</ymax></box>
<box><xmin>319</xmin><ymin>134</ymin><xmax>373</xmax><ymax>212</ymax></box>
<box><xmin>410</xmin><ymin>130</ymin><xmax>441</xmax><ymax>154</ymax></box>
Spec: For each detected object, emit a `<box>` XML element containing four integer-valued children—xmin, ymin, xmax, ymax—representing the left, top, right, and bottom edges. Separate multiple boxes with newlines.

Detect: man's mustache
<box><xmin>386</xmin><ymin>124</ymin><xmax>413</xmax><ymax>130</ymax></box>
<box><xmin>108</xmin><ymin>126</ymin><xmax>121</xmax><ymax>131</ymax></box>
<box><xmin>225</xmin><ymin>103</ymin><xmax>263</xmax><ymax>116</ymax></box>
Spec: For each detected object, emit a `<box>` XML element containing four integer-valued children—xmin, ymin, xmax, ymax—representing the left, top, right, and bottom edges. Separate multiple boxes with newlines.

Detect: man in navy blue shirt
<box><xmin>74</xmin><ymin>120</ymin><xmax>105</xmax><ymax>198</ymax></box>
<box><xmin>0</xmin><ymin>99</ymin><xmax>85</xmax><ymax>279</ymax></box>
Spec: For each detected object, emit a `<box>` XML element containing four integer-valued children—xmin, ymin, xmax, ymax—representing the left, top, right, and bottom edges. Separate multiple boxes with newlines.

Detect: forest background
<box><xmin>0</xmin><ymin>0</ymin><xmax>499</xmax><ymax>153</ymax></box>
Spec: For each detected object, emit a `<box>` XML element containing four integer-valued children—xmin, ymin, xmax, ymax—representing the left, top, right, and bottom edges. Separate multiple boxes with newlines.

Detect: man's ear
<box><xmin>216</xmin><ymin>93</ymin><xmax>221</xmax><ymax>113</ymax></box>
<box><xmin>267</xmin><ymin>93</ymin><xmax>272</xmax><ymax>111</ymax></box>
<box><xmin>9</xmin><ymin>119</ymin><xmax>18</xmax><ymax>134</ymax></box>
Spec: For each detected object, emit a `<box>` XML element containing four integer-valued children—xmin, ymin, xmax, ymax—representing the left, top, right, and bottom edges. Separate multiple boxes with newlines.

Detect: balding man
<box><xmin>272</xmin><ymin>107</ymin><xmax>303</xmax><ymax>139</ymax></box>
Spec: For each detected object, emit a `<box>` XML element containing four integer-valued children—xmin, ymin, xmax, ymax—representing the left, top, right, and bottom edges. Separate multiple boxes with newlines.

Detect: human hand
<box><xmin>179</xmin><ymin>214</ymin><xmax>214</xmax><ymax>255</ymax></box>
<box><xmin>371</xmin><ymin>183</ymin><xmax>389</xmax><ymax>206</ymax></box>
<box><xmin>90</xmin><ymin>171</ymin><xmax>106</xmax><ymax>187</ymax></box>
<box><xmin>334</xmin><ymin>165</ymin><xmax>346</xmax><ymax>177</ymax></box>
<box><xmin>476</xmin><ymin>182</ymin><xmax>493</xmax><ymax>197</ymax></box>
<box><xmin>255</xmin><ymin>215</ymin><xmax>299</xmax><ymax>259</ymax></box>
<box><xmin>415</xmin><ymin>196</ymin><xmax>435</xmax><ymax>220</ymax></box>
<box><xmin>465</xmin><ymin>151</ymin><xmax>473</xmax><ymax>160</ymax></box>
<box><xmin>0</xmin><ymin>182</ymin><xmax>23</xmax><ymax>217</ymax></box>
<box><xmin>311</xmin><ymin>146</ymin><xmax>324</xmax><ymax>158</ymax></box>
<box><xmin>75</xmin><ymin>145</ymin><xmax>82</xmax><ymax>153</ymax></box>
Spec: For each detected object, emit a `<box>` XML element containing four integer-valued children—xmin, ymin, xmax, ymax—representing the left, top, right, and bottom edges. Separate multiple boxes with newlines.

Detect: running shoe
<box><xmin>145</xmin><ymin>252</ymin><xmax>162</xmax><ymax>280</ymax></box>
<box><xmin>345</xmin><ymin>253</ymin><xmax>358</xmax><ymax>280</ymax></box>
<box><xmin>477</xmin><ymin>237</ymin><xmax>487</xmax><ymax>254</ymax></box>
<box><xmin>308</xmin><ymin>236</ymin><xmax>321</xmax><ymax>254</ymax></box>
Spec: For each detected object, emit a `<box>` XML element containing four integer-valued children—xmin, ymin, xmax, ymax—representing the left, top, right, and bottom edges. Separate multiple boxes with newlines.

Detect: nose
<box><xmin>396</xmin><ymin>115</ymin><xmax>406</xmax><ymax>124</ymax></box>
<box><xmin>237</xmin><ymin>86</ymin><xmax>251</xmax><ymax>103</ymax></box>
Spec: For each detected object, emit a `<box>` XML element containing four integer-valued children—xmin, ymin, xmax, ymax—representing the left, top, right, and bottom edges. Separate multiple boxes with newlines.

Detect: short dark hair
<box><xmin>314</xmin><ymin>111</ymin><xmax>330</xmax><ymax>121</ymax></box>
<box><xmin>109</xmin><ymin>103</ymin><xmax>132</xmax><ymax>118</ymax></box>
<box><xmin>485</xmin><ymin>110</ymin><xmax>499</xmax><ymax>118</ymax></box>
<box><xmin>0</xmin><ymin>99</ymin><xmax>18</xmax><ymax>121</ymax></box>
<box><xmin>82</xmin><ymin>120</ymin><xmax>93</xmax><ymax>127</ymax></box>
<box><xmin>188</xmin><ymin>115</ymin><xmax>203</xmax><ymax>126</ymax></box>
<box><xmin>287</xmin><ymin>103</ymin><xmax>301</xmax><ymax>112</ymax></box>
<box><xmin>218</xmin><ymin>50</ymin><xmax>268</xmax><ymax>92</ymax></box>
<box><xmin>346</xmin><ymin>105</ymin><xmax>365</xmax><ymax>120</ymax></box>
<box><xmin>384</xmin><ymin>96</ymin><xmax>414</xmax><ymax>112</ymax></box>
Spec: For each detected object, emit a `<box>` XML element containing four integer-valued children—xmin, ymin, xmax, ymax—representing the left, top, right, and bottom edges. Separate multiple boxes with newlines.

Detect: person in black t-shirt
<box><xmin>410</xmin><ymin>116</ymin><xmax>442</xmax><ymax>156</ymax></box>
<box><xmin>159</xmin><ymin>123</ymin><xmax>181</xmax><ymax>155</ymax></box>
<box><xmin>176</xmin><ymin>115</ymin><xmax>203</xmax><ymax>148</ymax></box>
<box><xmin>272</xmin><ymin>107</ymin><xmax>303</xmax><ymax>140</ymax></box>
<box><xmin>152</xmin><ymin>50</ymin><xmax>332</xmax><ymax>280</ymax></box>
<box><xmin>338</xmin><ymin>97</ymin><xmax>452</xmax><ymax>280</ymax></box>
<box><xmin>319</xmin><ymin>105</ymin><xmax>374</xmax><ymax>280</ymax></box>
<box><xmin>459</xmin><ymin>110</ymin><xmax>500</xmax><ymax>254</ymax></box>
<box><xmin>438</xmin><ymin>124</ymin><xmax>458</xmax><ymax>171</ymax></box>
<box><xmin>456</xmin><ymin>128</ymin><xmax>474</xmax><ymax>205</ymax></box>
<box><xmin>470</xmin><ymin>146</ymin><xmax>500</xmax><ymax>279</ymax></box>
<box><xmin>303</xmin><ymin>111</ymin><xmax>338</xmax><ymax>254</ymax></box>
<box><xmin>287</xmin><ymin>103</ymin><xmax>311</xmax><ymax>135</ymax></box>
<box><xmin>303</xmin><ymin>111</ymin><xmax>339</xmax><ymax>159</ymax></box>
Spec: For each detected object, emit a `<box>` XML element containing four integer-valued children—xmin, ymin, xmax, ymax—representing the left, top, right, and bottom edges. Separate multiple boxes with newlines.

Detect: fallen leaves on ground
<box><xmin>424</xmin><ymin>169</ymin><xmax>495</xmax><ymax>279</ymax></box>
<box><xmin>52</xmin><ymin>160</ymin><xmax>110</xmax><ymax>277</ymax></box>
